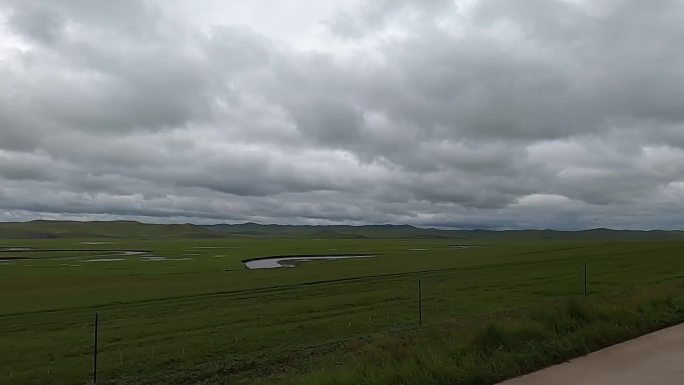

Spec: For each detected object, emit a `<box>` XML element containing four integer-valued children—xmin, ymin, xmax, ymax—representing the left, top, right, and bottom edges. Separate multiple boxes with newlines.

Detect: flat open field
<box><xmin>2</xmin><ymin>232</ymin><xmax>684</xmax><ymax>384</ymax></box>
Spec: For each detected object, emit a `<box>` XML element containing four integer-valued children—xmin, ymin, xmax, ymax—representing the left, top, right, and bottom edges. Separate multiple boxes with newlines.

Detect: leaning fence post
<box><xmin>418</xmin><ymin>279</ymin><xmax>423</xmax><ymax>326</ymax></box>
<box><xmin>93</xmin><ymin>312</ymin><xmax>98</xmax><ymax>385</ymax></box>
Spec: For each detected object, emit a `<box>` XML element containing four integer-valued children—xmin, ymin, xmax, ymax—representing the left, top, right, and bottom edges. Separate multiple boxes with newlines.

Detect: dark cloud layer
<box><xmin>1</xmin><ymin>0</ymin><xmax>683</xmax><ymax>229</ymax></box>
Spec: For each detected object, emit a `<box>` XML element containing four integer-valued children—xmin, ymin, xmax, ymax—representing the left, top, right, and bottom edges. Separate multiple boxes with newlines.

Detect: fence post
<box><xmin>418</xmin><ymin>279</ymin><xmax>423</xmax><ymax>326</ymax></box>
<box><xmin>93</xmin><ymin>312</ymin><xmax>98</xmax><ymax>385</ymax></box>
<box><xmin>584</xmin><ymin>261</ymin><xmax>588</xmax><ymax>297</ymax></box>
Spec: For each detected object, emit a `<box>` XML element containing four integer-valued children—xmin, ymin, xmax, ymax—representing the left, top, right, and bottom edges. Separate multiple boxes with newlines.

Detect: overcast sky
<box><xmin>1</xmin><ymin>0</ymin><xmax>683</xmax><ymax>229</ymax></box>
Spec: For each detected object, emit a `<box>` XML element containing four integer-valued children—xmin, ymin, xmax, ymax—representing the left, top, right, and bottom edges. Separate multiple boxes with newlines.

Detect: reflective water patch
<box><xmin>244</xmin><ymin>255</ymin><xmax>376</xmax><ymax>269</ymax></box>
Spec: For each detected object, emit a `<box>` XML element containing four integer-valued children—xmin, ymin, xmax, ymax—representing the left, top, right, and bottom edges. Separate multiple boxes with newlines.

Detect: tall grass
<box><xmin>249</xmin><ymin>284</ymin><xmax>684</xmax><ymax>385</ymax></box>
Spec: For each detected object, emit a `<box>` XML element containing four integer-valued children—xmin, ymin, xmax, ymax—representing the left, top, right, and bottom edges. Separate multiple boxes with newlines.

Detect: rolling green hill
<box><xmin>0</xmin><ymin>220</ymin><xmax>219</xmax><ymax>239</ymax></box>
<box><xmin>0</xmin><ymin>220</ymin><xmax>683</xmax><ymax>240</ymax></box>
<box><xmin>202</xmin><ymin>223</ymin><xmax>684</xmax><ymax>240</ymax></box>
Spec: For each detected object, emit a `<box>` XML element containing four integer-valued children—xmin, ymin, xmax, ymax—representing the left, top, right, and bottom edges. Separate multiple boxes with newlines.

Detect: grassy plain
<box><xmin>1</xmin><ymin>226</ymin><xmax>684</xmax><ymax>384</ymax></box>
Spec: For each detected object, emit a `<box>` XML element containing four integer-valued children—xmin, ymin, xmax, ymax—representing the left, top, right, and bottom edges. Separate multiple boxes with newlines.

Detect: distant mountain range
<box><xmin>0</xmin><ymin>220</ymin><xmax>216</xmax><ymax>239</ymax></box>
<box><xmin>0</xmin><ymin>220</ymin><xmax>683</xmax><ymax>240</ymax></box>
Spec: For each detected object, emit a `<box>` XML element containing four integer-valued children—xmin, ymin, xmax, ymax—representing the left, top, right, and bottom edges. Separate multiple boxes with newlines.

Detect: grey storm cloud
<box><xmin>1</xmin><ymin>0</ymin><xmax>684</xmax><ymax>229</ymax></box>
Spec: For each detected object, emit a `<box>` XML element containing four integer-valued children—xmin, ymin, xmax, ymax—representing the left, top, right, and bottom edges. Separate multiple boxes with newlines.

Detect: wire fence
<box><xmin>2</xmin><ymin>252</ymin><xmax>684</xmax><ymax>385</ymax></box>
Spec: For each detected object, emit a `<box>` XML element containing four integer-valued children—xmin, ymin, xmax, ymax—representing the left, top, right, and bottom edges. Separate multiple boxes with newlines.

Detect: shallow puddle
<box><xmin>141</xmin><ymin>256</ymin><xmax>192</xmax><ymax>261</ymax></box>
<box><xmin>119</xmin><ymin>251</ymin><xmax>147</xmax><ymax>256</ymax></box>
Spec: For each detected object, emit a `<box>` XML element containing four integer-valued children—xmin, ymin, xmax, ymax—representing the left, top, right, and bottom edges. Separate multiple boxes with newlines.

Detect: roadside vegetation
<box><xmin>248</xmin><ymin>284</ymin><xmax>684</xmax><ymax>385</ymax></box>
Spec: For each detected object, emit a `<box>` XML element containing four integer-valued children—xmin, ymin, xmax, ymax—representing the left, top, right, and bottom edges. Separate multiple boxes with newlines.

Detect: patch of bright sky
<box><xmin>0</xmin><ymin>8</ymin><xmax>31</xmax><ymax>60</ymax></box>
<box><xmin>516</xmin><ymin>194</ymin><xmax>574</xmax><ymax>206</ymax></box>
<box><xmin>167</xmin><ymin>0</ymin><xmax>340</xmax><ymax>50</ymax></box>
<box><xmin>165</xmin><ymin>0</ymin><xmax>487</xmax><ymax>59</ymax></box>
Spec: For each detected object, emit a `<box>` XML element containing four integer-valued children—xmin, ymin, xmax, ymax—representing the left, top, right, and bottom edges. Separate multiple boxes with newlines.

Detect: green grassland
<box><xmin>1</xmin><ymin>221</ymin><xmax>684</xmax><ymax>384</ymax></box>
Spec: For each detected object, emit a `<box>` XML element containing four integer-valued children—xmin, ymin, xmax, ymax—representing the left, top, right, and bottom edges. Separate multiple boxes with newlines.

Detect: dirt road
<box><xmin>497</xmin><ymin>323</ymin><xmax>684</xmax><ymax>385</ymax></box>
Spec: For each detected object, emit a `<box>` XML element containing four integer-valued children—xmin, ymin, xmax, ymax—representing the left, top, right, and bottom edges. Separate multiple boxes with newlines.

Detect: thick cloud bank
<box><xmin>1</xmin><ymin>0</ymin><xmax>683</xmax><ymax>229</ymax></box>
